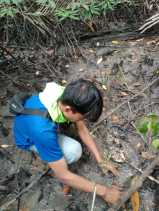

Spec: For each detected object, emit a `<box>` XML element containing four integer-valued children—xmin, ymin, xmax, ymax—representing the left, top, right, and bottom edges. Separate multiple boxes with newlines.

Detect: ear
<box><xmin>64</xmin><ymin>106</ymin><xmax>77</xmax><ymax>114</ymax></box>
<box><xmin>63</xmin><ymin>105</ymin><xmax>72</xmax><ymax>113</ymax></box>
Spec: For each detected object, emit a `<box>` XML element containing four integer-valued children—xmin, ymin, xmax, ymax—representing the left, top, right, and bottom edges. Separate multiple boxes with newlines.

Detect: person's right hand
<box><xmin>102</xmin><ymin>185</ymin><xmax>122</xmax><ymax>205</ymax></box>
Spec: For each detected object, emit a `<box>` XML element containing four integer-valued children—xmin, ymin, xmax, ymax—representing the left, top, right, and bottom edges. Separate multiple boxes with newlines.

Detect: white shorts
<box><xmin>30</xmin><ymin>134</ymin><xmax>82</xmax><ymax>164</ymax></box>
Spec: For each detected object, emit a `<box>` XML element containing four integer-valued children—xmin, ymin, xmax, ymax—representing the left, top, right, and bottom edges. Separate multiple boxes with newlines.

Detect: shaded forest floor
<box><xmin>0</xmin><ymin>30</ymin><xmax>159</xmax><ymax>211</ymax></box>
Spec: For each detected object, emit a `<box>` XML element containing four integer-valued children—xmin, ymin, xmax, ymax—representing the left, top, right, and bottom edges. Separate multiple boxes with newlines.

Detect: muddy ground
<box><xmin>0</xmin><ymin>32</ymin><xmax>159</xmax><ymax>211</ymax></box>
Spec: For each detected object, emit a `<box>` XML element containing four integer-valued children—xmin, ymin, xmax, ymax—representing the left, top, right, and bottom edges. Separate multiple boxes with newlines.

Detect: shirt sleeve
<box><xmin>34</xmin><ymin>125</ymin><xmax>63</xmax><ymax>163</ymax></box>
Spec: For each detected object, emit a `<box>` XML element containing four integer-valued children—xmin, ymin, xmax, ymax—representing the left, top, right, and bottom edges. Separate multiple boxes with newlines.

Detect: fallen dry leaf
<box><xmin>88</xmin><ymin>49</ymin><xmax>95</xmax><ymax>53</ymax></box>
<box><xmin>102</xmin><ymin>84</ymin><xmax>107</xmax><ymax>90</ymax></box>
<box><xmin>131</xmin><ymin>191</ymin><xmax>140</xmax><ymax>211</ymax></box>
<box><xmin>47</xmin><ymin>49</ymin><xmax>54</xmax><ymax>56</ymax></box>
<box><xmin>111</xmin><ymin>114</ymin><xmax>120</xmax><ymax>123</ymax></box>
<box><xmin>99</xmin><ymin>160</ymin><xmax>119</xmax><ymax>176</ymax></box>
<box><xmin>20</xmin><ymin>208</ymin><xmax>29</xmax><ymax>211</ymax></box>
<box><xmin>141</xmin><ymin>151</ymin><xmax>156</xmax><ymax>160</ymax></box>
<box><xmin>35</xmin><ymin>71</ymin><xmax>40</xmax><ymax>75</ymax></box>
<box><xmin>61</xmin><ymin>80</ymin><xmax>67</xmax><ymax>84</ymax></box>
<box><xmin>146</xmin><ymin>40</ymin><xmax>156</xmax><ymax>45</ymax></box>
<box><xmin>0</xmin><ymin>144</ymin><xmax>13</xmax><ymax>148</ymax></box>
<box><xmin>96</xmin><ymin>42</ymin><xmax>100</xmax><ymax>46</ymax></box>
<box><xmin>136</xmin><ymin>38</ymin><xmax>143</xmax><ymax>42</ymax></box>
<box><xmin>111</xmin><ymin>148</ymin><xmax>126</xmax><ymax>163</ymax></box>
<box><xmin>97</xmin><ymin>57</ymin><xmax>103</xmax><ymax>64</ymax></box>
<box><xmin>120</xmin><ymin>91</ymin><xmax>128</xmax><ymax>97</ymax></box>
<box><xmin>112</xmin><ymin>40</ymin><xmax>119</xmax><ymax>44</ymax></box>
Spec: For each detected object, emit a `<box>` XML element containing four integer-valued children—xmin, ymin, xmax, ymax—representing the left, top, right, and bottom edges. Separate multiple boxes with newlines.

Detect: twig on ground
<box><xmin>0</xmin><ymin>46</ymin><xmax>17</xmax><ymax>61</ymax></box>
<box><xmin>91</xmin><ymin>77</ymin><xmax>159</xmax><ymax>134</ymax></box>
<box><xmin>126</xmin><ymin>100</ymin><xmax>146</xmax><ymax>143</ymax></box>
<box><xmin>108</xmin><ymin>154</ymin><xmax>159</xmax><ymax>211</ymax></box>
<box><xmin>0</xmin><ymin>170</ymin><xmax>47</xmax><ymax>211</ymax></box>
<box><xmin>0</xmin><ymin>70</ymin><xmax>26</xmax><ymax>88</ymax></box>
<box><xmin>129</xmin><ymin>162</ymin><xmax>159</xmax><ymax>185</ymax></box>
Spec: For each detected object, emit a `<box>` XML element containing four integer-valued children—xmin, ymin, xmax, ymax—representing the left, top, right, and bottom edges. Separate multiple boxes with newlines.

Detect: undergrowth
<box><xmin>0</xmin><ymin>0</ymin><xmax>158</xmax><ymax>44</ymax></box>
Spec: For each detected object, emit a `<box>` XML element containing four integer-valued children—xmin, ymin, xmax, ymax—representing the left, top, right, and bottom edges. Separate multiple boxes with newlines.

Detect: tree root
<box><xmin>108</xmin><ymin>154</ymin><xmax>159</xmax><ymax>211</ymax></box>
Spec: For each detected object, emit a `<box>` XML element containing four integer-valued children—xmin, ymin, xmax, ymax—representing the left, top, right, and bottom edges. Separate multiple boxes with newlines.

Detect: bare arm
<box><xmin>75</xmin><ymin>120</ymin><xmax>119</xmax><ymax>176</ymax></box>
<box><xmin>48</xmin><ymin>158</ymin><xmax>121</xmax><ymax>204</ymax></box>
<box><xmin>76</xmin><ymin>120</ymin><xmax>102</xmax><ymax>162</ymax></box>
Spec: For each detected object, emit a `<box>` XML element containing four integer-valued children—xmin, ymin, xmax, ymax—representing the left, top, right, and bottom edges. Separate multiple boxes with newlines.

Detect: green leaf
<box><xmin>0</xmin><ymin>7</ymin><xmax>18</xmax><ymax>17</ymax></box>
<box><xmin>82</xmin><ymin>4</ymin><xmax>89</xmax><ymax>11</ymax></box>
<box><xmin>70</xmin><ymin>2</ymin><xmax>81</xmax><ymax>10</ymax></box>
<box><xmin>0</xmin><ymin>0</ymin><xmax>24</xmax><ymax>5</ymax></box>
<box><xmin>150</xmin><ymin>122</ymin><xmax>159</xmax><ymax>137</ymax></box>
<box><xmin>152</xmin><ymin>139</ymin><xmax>159</xmax><ymax>149</ymax></box>
<box><xmin>147</xmin><ymin>113</ymin><xmax>158</xmax><ymax>122</ymax></box>
<box><xmin>136</xmin><ymin>118</ymin><xmax>149</xmax><ymax>135</ymax></box>
<box><xmin>35</xmin><ymin>0</ymin><xmax>56</xmax><ymax>9</ymax></box>
<box><xmin>30</xmin><ymin>11</ymin><xmax>43</xmax><ymax>16</ymax></box>
<box><xmin>147</xmin><ymin>113</ymin><xmax>159</xmax><ymax>136</ymax></box>
<box><xmin>136</xmin><ymin>114</ymin><xmax>159</xmax><ymax>137</ymax></box>
<box><xmin>55</xmin><ymin>8</ymin><xmax>79</xmax><ymax>21</ymax></box>
<box><xmin>0</xmin><ymin>0</ymin><xmax>11</xmax><ymax>3</ymax></box>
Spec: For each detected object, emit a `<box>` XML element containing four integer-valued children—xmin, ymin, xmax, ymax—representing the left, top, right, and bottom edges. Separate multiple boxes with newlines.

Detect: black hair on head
<box><xmin>59</xmin><ymin>78</ymin><xmax>103</xmax><ymax>122</ymax></box>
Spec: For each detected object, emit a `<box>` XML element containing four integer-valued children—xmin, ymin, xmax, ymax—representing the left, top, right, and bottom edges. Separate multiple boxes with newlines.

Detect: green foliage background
<box><xmin>0</xmin><ymin>0</ymin><xmax>132</xmax><ymax>20</ymax></box>
<box><xmin>0</xmin><ymin>0</ymin><xmax>133</xmax><ymax>34</ymax></box>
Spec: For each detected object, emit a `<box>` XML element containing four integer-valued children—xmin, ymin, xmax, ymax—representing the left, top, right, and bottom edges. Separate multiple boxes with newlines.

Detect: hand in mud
<box><xmin>99</xmin><ymin>160</ymin><xmax>119</xmax><ymax>176</ymax></box>
<box><xmin>103</xmin><ymin>185</ymin><xmax>122</xmax><ymax>205</ymax></box>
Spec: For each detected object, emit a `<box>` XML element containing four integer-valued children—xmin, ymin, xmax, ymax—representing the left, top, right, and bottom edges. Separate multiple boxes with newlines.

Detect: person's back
<box><xmin>14</xmin><ymin>95</ymin><xmax>62</xmax><ymax>162</ymax></box>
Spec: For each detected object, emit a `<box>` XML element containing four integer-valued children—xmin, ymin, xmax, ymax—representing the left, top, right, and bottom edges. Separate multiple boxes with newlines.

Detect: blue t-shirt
<box><xmin>13</xmin><ymin>95</ymin><xmax>63</xmax><ymax>162</ymax></box>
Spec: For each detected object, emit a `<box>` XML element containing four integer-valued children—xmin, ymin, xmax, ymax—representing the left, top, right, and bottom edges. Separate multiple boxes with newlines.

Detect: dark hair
<box><xmin>59</xmin><ymin>79</ymin><xmax>103</xmax><ymax>122</ymax></box>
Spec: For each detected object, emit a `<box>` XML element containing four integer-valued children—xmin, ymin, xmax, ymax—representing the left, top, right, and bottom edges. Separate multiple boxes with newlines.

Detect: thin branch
<box><xmin>139</xmin><ymin>13</ymin><xmax>159</xmax><ymax>33</ymax></box>
<box><xmin>0</xmin><ymin>171</ymin><xmax>47</xmax><ymax>211</ymax></box>
<box><xmin>108</xmin><ymin>154</ymin><xmax>159</xmax><ymax>211</ymax></box>
<box><xmin>129</xmin><ymin>162</ymin><xmax>159</xmax><ymax>185</ymax></box>
<box><xmin>91</xmin><ymin>77</ymin><xmax>159</xmax><ymax>134</ymax></box>
<box><xmin>140</xmin><ymin>18</ymin><xmax>159</xmax><ymax>33</ymax></box>
<box><xmin>0</xmin><ymin>46</ymin><xmax>17</xmax><ymax>61</ymax></box>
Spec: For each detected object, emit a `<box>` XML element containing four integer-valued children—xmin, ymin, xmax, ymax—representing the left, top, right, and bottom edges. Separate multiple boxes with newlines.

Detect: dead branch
<box><xmin>0</xmin><ymin>185</ymin><xmax>8</xmax><ymax>191</ymax></box>
<box><xmin>91</xmin><ymin>77</ymin><xmax>159</xmax><ymax>134</ymax></box>
<box><xmin>108</xmin><ymin>154</ymin><xmax>159</xmax><ymax>211</ymax></box>
<box><xmin>129</xmin><ymin>162</ymin><xmax>159</xmax><ymax>185</ymax></box>
<box><xmin>139</xmin><ymin>13</ymin><xmax>159</xmax><ymax>33</ymax></box>
<box><xmin>0</xmin><ymin>170</ymin><xmax>47</xmax><ymax>211</ymax></box>
<box><xmin>0</xmin><ymin>46</ymin><xmax>17</xmax><ymax>61</ymax></box>
<box><xmin>0</xmin><ymin>70</ymin><xmax>26</xmax><ymax>87</ymax></box>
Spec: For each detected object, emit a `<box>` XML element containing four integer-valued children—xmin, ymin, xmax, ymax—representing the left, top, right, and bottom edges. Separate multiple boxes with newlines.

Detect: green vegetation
<box><xmin>136</xmin><ymin>113</ymin><xmax>159</xmax><ymax>149</ymax></box>
<box><xmin>1</xmin><ymin>0</ymin><xmax>157</xmax><ymax>43</ymax></box>
<box><xmin>0</xmin><ymin>0</ymin><xmax>132</xmax><ymax>20</ymax></box>
<box><xmin>55</xmin><ymin>0</ymin><xmax>128</xmax><ymax>21</ymax></box>
<box><xmin>0</xmin><ymin>0</ymin><xmax>133</xmax><ymax>35</ymax></box>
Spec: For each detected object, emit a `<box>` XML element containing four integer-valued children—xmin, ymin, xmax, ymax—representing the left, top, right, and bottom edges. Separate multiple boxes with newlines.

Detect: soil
<box><xmin>0</xmin><ymin>30</ymin><xmax>159</xmax><ymax>211</ymax></box>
